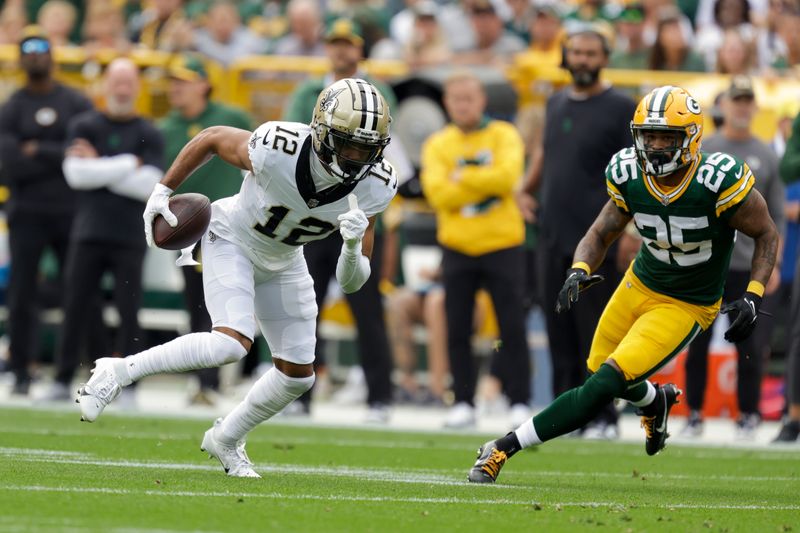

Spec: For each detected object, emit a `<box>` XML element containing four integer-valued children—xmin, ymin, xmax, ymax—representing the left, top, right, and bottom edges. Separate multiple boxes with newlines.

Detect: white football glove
<box><xmin>143</xmin><ymin>183</ymin><xmax>177</xmax><ymax>247</ymax></box>
<box><xmin>337</xmin><ymin>208</ymin><xmax>368</xmax><ymax>250</ymax></box>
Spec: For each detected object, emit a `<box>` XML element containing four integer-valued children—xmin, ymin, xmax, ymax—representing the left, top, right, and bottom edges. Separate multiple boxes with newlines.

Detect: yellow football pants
<box><xmin>587</xmin><ymin>268</ymin><xmax>720</xmax><ymax>383</ymax></box>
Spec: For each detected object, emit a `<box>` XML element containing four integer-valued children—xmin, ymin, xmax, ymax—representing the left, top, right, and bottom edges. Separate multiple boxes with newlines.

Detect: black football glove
<box><xmin>720</xmin><ymin>291</ymin><xmax>762</xmax><ymax>343</ymax></box>
<box><xmin>556</xmin><ymin>268</ymin><xmax>605</xmax><ymax>313</ymax></box>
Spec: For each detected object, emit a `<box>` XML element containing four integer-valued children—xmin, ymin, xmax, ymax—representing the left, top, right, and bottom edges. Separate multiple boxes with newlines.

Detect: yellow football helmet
<box><xmin>311</xmin><ymin>78</ymin><xmax>391</xmax><ymax>184</ymax></box>
<box><xmin>631</xmin><ymin>86</ymin><xmax>703</xmax><ymax>178</ymax></box>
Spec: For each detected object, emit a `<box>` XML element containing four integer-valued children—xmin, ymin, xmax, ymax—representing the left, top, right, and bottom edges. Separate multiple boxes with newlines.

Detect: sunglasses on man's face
<box><xmin>21</xmin><ymin>39</ymin><xmax>50</xmax><ymax>55</ymax></box>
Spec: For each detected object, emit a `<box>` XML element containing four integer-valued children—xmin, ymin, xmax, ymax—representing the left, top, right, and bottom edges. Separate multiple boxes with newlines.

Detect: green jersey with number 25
<box><xmin>605</xmin><ymin>147</ymin><xmax>755</xmax><ymax>305</ymax></box>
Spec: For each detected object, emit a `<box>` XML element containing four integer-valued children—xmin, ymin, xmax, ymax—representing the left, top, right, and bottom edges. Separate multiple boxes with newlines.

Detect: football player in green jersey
<box><xmin>467</xmin><ymin>85</ymin><xmax>780</xmax><ymax>483</ymax></box>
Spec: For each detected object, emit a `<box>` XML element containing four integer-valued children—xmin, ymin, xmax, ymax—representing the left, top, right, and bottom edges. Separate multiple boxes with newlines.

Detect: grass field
<box><xmin>0</xmin><ymin>407</ymin><xmax>798</xmax><ymax>532</ymax></box>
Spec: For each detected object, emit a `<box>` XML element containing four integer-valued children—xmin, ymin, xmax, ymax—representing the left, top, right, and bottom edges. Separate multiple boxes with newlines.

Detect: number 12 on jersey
<box><xmin>254</xmin><ymin>205</ymin><xmax>335</xmax><ymax>246</ymax></box>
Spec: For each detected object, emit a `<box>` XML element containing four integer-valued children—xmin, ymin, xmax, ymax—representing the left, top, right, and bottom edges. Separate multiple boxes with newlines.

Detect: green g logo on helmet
<box><xmin>311</xmin><ymin>78</ymin><xmax>391</xmax><ymax>184</ymax></box>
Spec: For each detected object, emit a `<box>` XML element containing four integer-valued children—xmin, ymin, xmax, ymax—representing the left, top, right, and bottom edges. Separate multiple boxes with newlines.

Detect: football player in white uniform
<box><xmin>77</xmin><ymin>78</ymin><xmax>397</xmax><ymax>477</ymax></box>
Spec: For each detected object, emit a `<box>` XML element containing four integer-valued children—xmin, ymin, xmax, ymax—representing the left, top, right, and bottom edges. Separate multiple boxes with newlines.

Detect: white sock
<box><xmin>124</xmin><ymin>331</ymin><xmax>247</xmax><ymax>382</ymax></box>
<box><xmin>629</xmin><ymin>381</ymin><xmax>657</xmax><ymax>407</ymax></box>
<box><xmin>514</xmin><ymin>418</ymin><xmax>542</xmax><ymax>448</ymax></box>
<box><xmin>218</xmin><ymin>367</ymin><xmax>315</xmax><ymax>444</ymax></box>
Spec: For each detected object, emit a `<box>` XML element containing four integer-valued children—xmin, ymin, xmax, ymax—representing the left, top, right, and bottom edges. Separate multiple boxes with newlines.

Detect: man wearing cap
<box><xmin>159</xmin><ymin>54</ymin><xmax>252</xmax><ymax>405</ymax></box>
<box><xmin>284</xmin><ymin>19</ymin><xmax>397</xmax><ymax>123</ymax></box>
<box><xmin>0</xmin><ymin>28</ymin><xmax>93</xmax><ymax>395</ymax></box>
<box><xmin>516</xmin><ymin>27</ymin><xmax>636</xmax><ymax>439</ymax></box>
<box><xmin>682</xmin><ymin>76</ymin><xmax>785</xmax><ymax>440</ymax></box>
<box><xmin>282</xmin><ymin>18</ymin><xmax>398</xmax><ymax>421</ymax></box>
<box><xmin>40</xmin><ymin>58</ymin><xmax>166</xmax><ymax>402</ymax></box>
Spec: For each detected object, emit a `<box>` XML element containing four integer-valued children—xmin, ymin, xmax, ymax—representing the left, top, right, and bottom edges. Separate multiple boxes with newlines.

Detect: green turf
<box><xmin>0</xmin><ymin>407</ymin><xmax>798</xmax><ymax>532</ymax></box>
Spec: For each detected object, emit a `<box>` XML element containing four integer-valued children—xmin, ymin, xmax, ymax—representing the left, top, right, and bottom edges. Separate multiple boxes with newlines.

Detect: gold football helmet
<box><xmin>631</xmin><ymin>85</ymin><xmax>703</xmax><ymax>177</ymax></box>
<box><xmin>311</xmin><ymin>78</ymin><xmax>391</xmax><ymax>184</ymax></box>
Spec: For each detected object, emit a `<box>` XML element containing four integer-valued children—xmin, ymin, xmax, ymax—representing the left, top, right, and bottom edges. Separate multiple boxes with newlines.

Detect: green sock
<box><xmin>532</xmin><ymin>364</ymin><xmax>626</xmax><ymax>442</ymax></box>
<box><xmin>620</xmin><ymin>381</ymin><xmax>649</xmax><ymax>403</ymax></box>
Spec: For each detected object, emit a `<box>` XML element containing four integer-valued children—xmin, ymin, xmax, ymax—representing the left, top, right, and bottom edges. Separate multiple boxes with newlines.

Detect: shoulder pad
<box><xmin>366</xmin><ymin>159</ymin><xmax>398</xmax><ymax>189</ymax></box>
<box><xmin>605</xmin><ymin>147</ymin><xmax>638</xmax><ymax>186</ymax></box>
<box><xmin>247</xmin><ymin>121</ymin><xmax>310</xmax><ymax>175</ymax></box>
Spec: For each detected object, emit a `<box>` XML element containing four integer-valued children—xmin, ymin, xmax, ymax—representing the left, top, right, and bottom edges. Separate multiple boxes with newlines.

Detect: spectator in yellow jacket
<box><xmin>420</xmin><ymin>70</ymin><xmax>530</xmax><ymax>429</ymax></box>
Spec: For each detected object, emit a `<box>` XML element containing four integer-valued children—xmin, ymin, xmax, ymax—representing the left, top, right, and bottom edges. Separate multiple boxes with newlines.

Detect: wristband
<box><xmin>571</xmin><ymin>262</ymin><xmax>591</xmax><ymax>274</ymax></box>
<box><xmin>746</xmin><ymin>280</ymin><xmax>765</xmax><ymax>298</ymax></box>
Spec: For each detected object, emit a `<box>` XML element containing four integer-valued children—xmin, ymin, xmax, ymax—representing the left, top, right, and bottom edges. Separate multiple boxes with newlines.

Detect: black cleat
<box><xmin>772</xmin><ymin>421</ymin><xmax>800</xmax><ymax>443</ymax></box>
<box><xmin>639</xmin><ymin>383</ymin><xmax>682</xmax><ymax>456</ymax></box>
<box><xmin>467</xmin><ymin>440</ymin><xmax>508</xmax><ymax>483</ymax></box>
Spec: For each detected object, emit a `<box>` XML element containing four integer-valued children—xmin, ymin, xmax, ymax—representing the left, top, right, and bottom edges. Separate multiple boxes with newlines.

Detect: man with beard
<box><xmin>39</xmin><ymin>58</ymin><xmax>165</xmax><ymax>401</ymax></box>
<box><xmin>515</xmin><ymin>26</ymin><xmax>636</xmax><ymax>439</ymax></box>
<box><xmin>0</xmin><ymin>27</ymin><xmax>93</xmax><ymax>395</ymax></box>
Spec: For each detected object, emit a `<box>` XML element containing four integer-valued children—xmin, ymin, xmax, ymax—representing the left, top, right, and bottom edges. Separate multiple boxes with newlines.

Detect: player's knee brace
<box><xmin>208</xmin><ymin>331</ymin><xmax>249</xmax><ymax>366</ymax></box>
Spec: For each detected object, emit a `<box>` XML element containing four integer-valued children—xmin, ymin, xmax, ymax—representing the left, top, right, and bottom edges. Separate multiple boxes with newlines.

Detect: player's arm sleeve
<box><xmin>716</xmin><ymin>160</ymin><xmax>755</xmax><ymax>221</ymax></box>
<box><xmin>336</xmin><ymin>245</ymin><xmax>371</xmax><ymax>293</ymax></box>
<box><xmin>780</xmin><ymin>113</ymin><xmax>800</xmax><ymax>184</ymax></box>
<box><xmin>420</xmin><ymin>135</ymin><xmax>492</xmax><ymax>211</ymax></box>
<box><xmin>108</xmin><ymin>166</ymin><xmax>164</xmax><ymax>201</ymax></box>
<box><xmin>457</xmin><ymin>124</ymin><xmax>524</xmax><ymax>196</ymax></box>
<box><xmin>63</xmin><ymin>154</ymin><xmax>140</xmax><ymax>189</ymax></box>
<box><xmin>108</xmin><ymin>124</ymin><xmax>165</xmax><ymax>201</ymax></box>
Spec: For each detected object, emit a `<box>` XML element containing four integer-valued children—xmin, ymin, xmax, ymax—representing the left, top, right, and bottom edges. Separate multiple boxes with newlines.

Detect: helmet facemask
<box><xmin>631</xmin><ymin>86</ymin><xmax>703</xmax><ymax>179</ymax></box>
<box><xmin>315</xmin><ymin>123</ymin><xmax>389</xmax><ymax>185</ymax></box>
<box><xmin>632</xmin><ymin>125</ymin><xmax>693</xmax><ymax>178</ymax></box>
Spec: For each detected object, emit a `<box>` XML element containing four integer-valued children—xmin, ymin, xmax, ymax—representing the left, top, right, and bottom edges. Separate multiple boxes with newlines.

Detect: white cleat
<box><xmin>200</xmin><ymin>418</ymin><xmax>261</xmax><ymax>478</ymax></box>
<box><xmin>77</xmin><ymin>358</ymin><xmax>127</xmax><ymax>422</ymax></box>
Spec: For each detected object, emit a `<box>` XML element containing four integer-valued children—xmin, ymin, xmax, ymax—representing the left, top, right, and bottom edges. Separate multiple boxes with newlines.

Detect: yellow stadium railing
<box><xmin>2</xmin><ymin>43</ymin><xmax>799</xmax><ymax>141</ymax></box>
<box><xmin>0</xmin><ymin>45</ymin><xmax>227</xmax><ymax>118</ymax></box>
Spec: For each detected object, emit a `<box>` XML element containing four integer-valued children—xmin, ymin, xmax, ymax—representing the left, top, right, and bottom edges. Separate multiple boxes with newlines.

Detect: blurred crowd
<box><xmin>1</xmin><ymin>0</ymin><xmax>800</xmax><ymax>75</ymax></box>
<box><xmin>0</xmin><ymin>0</ymin><xmax>800</xmax><ymax>444</ymax></box>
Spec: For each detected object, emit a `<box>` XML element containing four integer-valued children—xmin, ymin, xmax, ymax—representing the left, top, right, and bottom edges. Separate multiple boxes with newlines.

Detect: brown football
<box><xmin>153</xmin><ymin>193</ymin><xmax>212</xmax><ymax>250</ymax></box>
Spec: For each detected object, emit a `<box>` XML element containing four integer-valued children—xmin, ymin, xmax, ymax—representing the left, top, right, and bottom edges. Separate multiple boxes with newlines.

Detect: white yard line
<box><xmin>0</xmin><ymin>515</ymin><xmax>223</xmax><ymax>533</ymax></box>
<box><xmin>1</xmin><ymin>484</ymin><xmax>798</xmax><ymax>512</ymax></box>
<box><xmin>3</xmin><ymin>451</ymin><xmax>799</xmax><ymax>484</ymax></box>
<box><xmin>3</xmin><ymin>425</ymin><xmax>800</xmax><ymax>459</ymax></box>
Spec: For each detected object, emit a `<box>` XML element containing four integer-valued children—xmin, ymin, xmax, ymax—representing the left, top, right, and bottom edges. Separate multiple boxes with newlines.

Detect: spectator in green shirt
<box><xmin>158</xmin><ymin>54</ymin><xmax>252</xmax><ymax>405</ymax></box>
